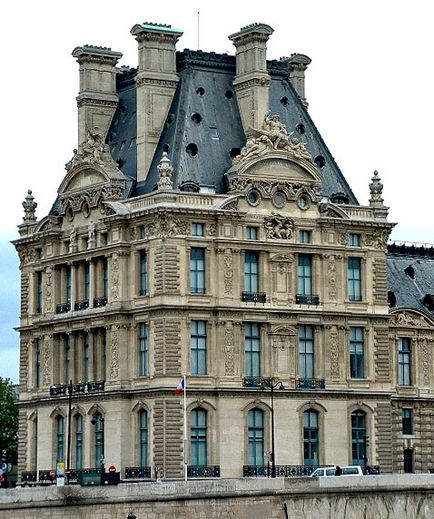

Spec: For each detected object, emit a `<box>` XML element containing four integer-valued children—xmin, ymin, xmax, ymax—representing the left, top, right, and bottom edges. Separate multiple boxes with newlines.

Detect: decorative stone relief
<box><xmin>43</xmin><ymin>335</ymin><xmax>52</xmax><ymax>387</ymax></box>
<box><xmin>88</xmin><ymin>221</ymin><xmax>96</xmax><ymax>249</ymax></box>
<box><xmin>22</xmin><ymin>190</ymin><xmax>37</xmax><ymax>224</ymax></box>
<box><xmin>364</xmin><ymin>229</ymin><xmax>390</xmax><ymax>250</ymax></box>
<box><xmin>391</xmin><ymin>312</ymin><xmax>432</xmax><ymax>328</ymax></box>
<box><xmin>264</xmin><ymin>214</ymin><xmax>294</xmax><ymax>239</ymax></box>
<box><xmin>44</xmin><ymin>266</ymin><xmax>53</xmax><ymax>313</ymax></box>
<box><xmin>338</xmin><ymin>232</ymin><xmax>348</xmax><ymax>246</ymax></box>
<box><xmin>232</xmin><ymin>114</ymin><xmax>312</xmax><ymax>164</ymax></box>
<box><xmin>223</xmin><ymin>253</ymin><xmax>233</xmax><ymax>295</ymax></box>
<box><xmin>224</xmin><ymin>326</ymin><xmax>235</xmax><ymax>376</ymax></box>
<box><xmin>419</xmin><ymin>337</ymin><xmax>433</xmax><ymax>386</ymax></box>
<box><xmin>329</xmin><ymin>327</ymin><xmax>339</xmax><ymax>379</ymax></box>
<box><xmin>228</xmin><ymin>177</ymin><xmax>320</xmax><ymax>202</ymax></box>
<box><xmin>111</xmin><ymin>253</ymin><xmax>120</xmax><ymax>301</ymax></box>
<box><xmin>207</xmin><ymin>224</ymin><xmax>217</xmax><ymax>237</ymax></box>
<box><xmin>146</xmin><ymin>212</ymin><xmax>188</xmax><ymax>238</ymax></box>
<box><xmin>369</xmin><ymin>170</ymin><xmax>384</xmax><ymax>206</ymax></box>
<box><xmin>327</xmin><ymin>255</ymin><xmax>337</xmax><ymax>301</ymax></box>
<box><xmin>110</xmin><ymin>327</ymin><xmax>120</xmax><ymax>379</ymax></box>
<box><xmin>65</xmin><ymin>129</ymin><xmax>119</xmax><ymax>173</ymax></box>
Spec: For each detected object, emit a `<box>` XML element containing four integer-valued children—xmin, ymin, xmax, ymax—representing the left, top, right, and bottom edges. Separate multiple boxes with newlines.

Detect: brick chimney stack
<box><xmin>229</xmin><ymin>23</ymin><xmax>274</xmax><ymax>135</ymax></box>
<box><xmin>72</xmin><ymin>46</ymin><xmax>122</xmax><ymax>145</ymax></box>
<box><xmin>130</xmin><ymin>23</ymin><xmax>183</xmax><ymax>182</ymax></box>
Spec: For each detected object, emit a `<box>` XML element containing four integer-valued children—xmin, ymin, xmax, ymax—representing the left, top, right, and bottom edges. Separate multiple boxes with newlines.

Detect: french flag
<box><xmin>175</xmin><ymin>377</ymin><xmax>185</xmax><ymax>395</ymax></box>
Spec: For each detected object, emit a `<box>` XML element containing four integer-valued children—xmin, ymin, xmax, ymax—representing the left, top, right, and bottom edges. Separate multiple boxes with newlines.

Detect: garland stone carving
<box><xmin>44</xmin><ymin>267</ymin><xmax>53</xmax><ymax>313</ymax></box>
<box><xmin>111</xmin><ymin>253</ymin><xmax>120</xmax><ymax>301</ymax></box>
<box><xmin>232</xmin><ymin>114</ymin><xmax>312</xmax><ymax>165</ymax></box>
<box><xmin>43</xmin><ymin>335</ymin><xmax>52</xmax><ymax>387</ymax></box>
<box><xmin>327</xmin><ymin>255</ymin><xmax>337</xmax><ymax>300</ymax></box>
<box><xmin>264</xmin><ymin>214</ymin><xmax>294</xmax><ymax>239</ymax></box>
<box><xmin>224</xmin><ymin>326</ymin><xmax>235</xmax><ymax>375</ymax></box>
<box><xmin>224</xmin><ymin>253</ymin><xmax>233</xmax><ymax>294</ymax></box>
<box><xmin>110</xmin><ymin>327</ymin><xmax>120</xmax><ymax>379</ymax></box>
<box><xmin>364</xmin><ymin>229</ymin><xmax>390</xmax><ymax>250</ymax></box>
<box><xmin>329</xmin><ymin>328</ymin><xmax>339</xmax><ymax>379</ymax></box>
<box><xmin>419</xmin><ymin>338</ymin><xmax>432</xmax><ymax>386</ymax></box>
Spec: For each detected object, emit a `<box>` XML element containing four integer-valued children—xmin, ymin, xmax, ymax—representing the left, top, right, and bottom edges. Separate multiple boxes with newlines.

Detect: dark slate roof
<box><xmin>387</xmin><ymin>243</ymin><xmax>434</xmax><ymax>317</ymax></box>
<box><xmin>108</xmin><ymin>50</ymin><xmax>358</xmax><ymax>203</ymax></box>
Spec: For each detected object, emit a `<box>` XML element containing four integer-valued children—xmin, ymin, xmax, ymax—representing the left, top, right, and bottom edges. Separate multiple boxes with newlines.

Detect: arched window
<box><xmin>75</xmin><ymin>415</ymin><xmax>83</xmax><ymax>469</ymax></box>
<box><xmin>93</xmin><ymin>413</ymin><xmax>104</xmax><ymax>467</ymax></box>
<box><xmin>351</xmin><ymin>410</ymin><xmax>366</xmax><ymax>466</ymax></box>
<box><xmin>248</xmin><ymin>408</ymin><xmax>264</xmax><ymax>466</ymax></box>
<box><xmin>56</xmin><ymin>416</ymin><xmax>65</xmax><ymax>462</ymax></box>
<box><xmin>303</xmin><ymin>410</ymin><xmax>319</xmax><ymax>465</ymax></box>
<box><xmin>191</xmin><ymin>408</ymin><xmax>207</xmax><ymax>466</ymax></box>
<box><xmin>139</xmin><ymin>410</ymin><xmax>148</xmax><ymax>466</ymax></box>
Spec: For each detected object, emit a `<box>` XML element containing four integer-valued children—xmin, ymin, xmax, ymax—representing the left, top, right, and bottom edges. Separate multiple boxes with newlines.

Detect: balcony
<box><xmin>241</xmin><ymin>291</ymin><xmax>267</xmax><ymax>303</ymax></box>
<box><xmin>74</xmin><ymin>299</ymin><xmax>89</xmax><ymax>311</ymax></box>
<box><xmin>296</xmin><ymin>294</ymin><xmax>320</xmax><ymax>305</ymax></box>
<box><xmin>49</xmin><ymin>381</ymin><xmax>104</xmax><ymax>397</ymax></box>
<box><xmin>38</xmin><ymin>469</ymin><xmax>56</xmax><ymax>483</ymax></box>
<box><xmin>124</xmin><ymin>466</ymin><xmax>152</xmax><ymax>480</ymax></box>
<box><xmin>243</xmin><ymin>464</ymin><xmax>327</xmax><ymax>477</ymax></box>
<box><xmin>67</xmin><ymin>467</ymin><xmax>103</xmax><ymax>484</ymax></box>
<box><xmin>187</xmin><ymin>465</ymin><xmax>220</xmax><ymax>478</ymax></box>
<box><xmin>243</xmin><ymin>377</ymin><xmax>263</xmax><ymax>388</ymax></box>
<box><xmin>93</xmin><ymin>296</ymin><xmax>108</xmax><ymax>308</ymax></box>
<box><xmin>296</xmin><ymin>378</ymin><xmax>326</xmax><ymax>390</ymax></box>
<box><xmin>21</xmin><ymin>471</ymin><xmax>37</xmax><ymax>483</ymax></box>
<box><xmin>56</xmin><ymin>302</ymin><xmax>71</xmax><ymax>314</ymax></box>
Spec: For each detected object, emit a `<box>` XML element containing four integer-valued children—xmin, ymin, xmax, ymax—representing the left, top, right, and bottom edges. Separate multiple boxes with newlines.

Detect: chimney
<box><xmin>287</xmin><ymin>54</ymin><xmax>311</xmax><ymax>107</ymax></box>
<box><xmin>229</xmin><ymin>23</ymin><xmax>274</xmax><ymax>135</ymax></box>
<box><xmin>72</xmin><ymin>46</ymin><xmax>123</xmax><ymax>145</ymax></box>
<box><xmin>130</xmin><ymin>22</ymin><xmax>183</xmax><ymax>181</ymax></box>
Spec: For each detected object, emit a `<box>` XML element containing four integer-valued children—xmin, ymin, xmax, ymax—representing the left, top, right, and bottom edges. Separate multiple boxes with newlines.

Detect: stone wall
<box><xmin>0</xmin><ymin>476</ymin><xmax>433</xmax><ymax>519</ymax></box>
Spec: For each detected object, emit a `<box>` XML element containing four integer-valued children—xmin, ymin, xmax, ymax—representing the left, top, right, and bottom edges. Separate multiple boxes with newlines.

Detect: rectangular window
<box><xmin>34</xmin><ymin>338</ymin><xmax>41</xmax><ymax>388</ymax></box>
<box><xmin>36</xmin><ymin>272</ymin><xmax>43</xmax><ymax>313</ymax></box>
<box><xmin>139</xmin><ymin>250</ymin><xmax>148</xmax><ymax>296</ymax></box>
<box><xmin>56</xmin><ymin>416</ymin><xmax>64</xmax><ymax>462</ymax></box>
<box><xmin>66</xmin><ymin>266</ymin><xmax>72</xmax><ymax>303</ymax></box>
<box><xmin>246</xmin><ymin>226</ymin><xmax>258</xmax><ymax>240</ymax></box>
<box><xmin>102</xmin><ymin>332</ymin><xmax>107</xmax><ymax>381</ymax></box>
<box><xmin>75</xmin><ymin>415</ymin><xmax>83</xmax><ymax>469</ymax></box>
<box><xmin>65</xmin><ymin>337</ymin><xmax>71</xmax><ymax>383</ymax></box>
<box><xmin>298</xmin><ymin>255</ymin><xmax>312</xmax><ymax>295</ymax></box>
<box><xmin>299</xmin><ymin>325</ymin><xmax>314</xmax><ymax>379</ymax></box>
<box><xmin>83</xmin><ymin>334</ymin><xmax>89</xmax><ymax>382</ymax></box>
<box><xmin>190</xmin><ymin>320</ymin><xmax>207</xmax><ymax>375</ymax></box>
<box><xmin>398</xmin><ymin>338</ymin><xmax>411</xmax><ymax>385</ymax></box>
<box><xmin>402</xmin><ymin>409</ymin><xmax>413</xmax><ymax>435</ymax></box>
<box><xmin>102</xmin><ymin>259</ymin><xmax>108</xmax><ymax>298</ymax></box>
<box><xmin>191</xmin><ymin>409</ymin><xmax>208</xmax><ymax>466</ymax></box>
<box><xmin>192</xmin><ymin>223</ymin><xmax>205</xmax><ymax>237</ymax></box>
<box><xmin>190</xmin><ymin>248</ymin><xmax>206</xmax><ymax>294</ymax></box>
<box><xmin>348</xmin><ymin>257</ymin><xmax>362</xmax><ymax>301</ymax></box>
<box><xmin>138</xmin><ymin>323</ymin><xmax>148</xmax><ymax>377</ymax></box>
<box><xmin>349</xmin><ymin>327</ymin><xmax>365</xmax><ymax>378</ymax></box>
<box><xmin>84</xmin><ymin>263</ymin><xmax>90</xmax><ymax>300</ymax></box>
<box><xmin>139</xmin><ymin>411</ymin><xmax>148</xmax><ymax>466</ymax></box>
<box><xmin>139</xmin><ymin>225</ymin><xmax>146</xmax><ymax>239</ymax></box>
<box><xmin>299</xmin><ymin>230</ymin><xmax>311</xmax><ymax>244</ymax></box>
<box><xmin>244</xmin><ymin>251</ymin><xmax>259</xmax><ymax>293</ymax></box>
<box><xmin>244</xmin><ymin>323</ymin><xmax>261</xmax><ymax>377</ymax></box>
<box><xmin>349</xmin><ymin>233</ymin><xmax>361</xmax><ymax>247</ymax></box>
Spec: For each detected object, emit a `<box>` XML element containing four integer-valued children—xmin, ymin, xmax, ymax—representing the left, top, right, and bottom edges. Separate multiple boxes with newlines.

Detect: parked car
<box><xmin>310</xmin><ymin>465</ymin><xmax>364</xmax><ymax>477</ymax></box>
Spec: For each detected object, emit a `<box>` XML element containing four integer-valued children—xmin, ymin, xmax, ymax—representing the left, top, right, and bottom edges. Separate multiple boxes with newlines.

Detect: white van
<box><xmin>310</xmin><ymin>466</ymin><xmax>364</xmax><ymax>477</ymax></box>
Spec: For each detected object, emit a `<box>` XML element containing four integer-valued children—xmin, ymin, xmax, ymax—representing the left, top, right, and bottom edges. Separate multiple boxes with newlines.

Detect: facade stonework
<box><xmin>13</xmin><ymin>22</ymin><xmax>434</xmax><ymax>485</ymax></box>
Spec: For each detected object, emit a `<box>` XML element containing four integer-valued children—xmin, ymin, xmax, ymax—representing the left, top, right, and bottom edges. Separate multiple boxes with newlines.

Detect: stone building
<box><xmin>13</xmin><ymin>22</ymin><xmax>434</xmax><ymax>482</ymax></box>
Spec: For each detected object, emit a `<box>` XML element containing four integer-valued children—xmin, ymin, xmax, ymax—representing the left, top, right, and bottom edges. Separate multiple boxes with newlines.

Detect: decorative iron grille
<box><xmin>94</xmin><ymin>296</ymin><xmax>108</xmax><ymax>308</ymax></box>
<box><xmin>296</xmin><ymin>294</ymin><xmax>320</xmax><ymax>305</ymax></box>
<box><xmin>187</xmin><ymin>465</ymin><xmax>220</xmax><ymax>478</ymax></box>
<box><xmin>296</xmin><ymin>378</ymin><xmax>326</xmax><ymax>389</ymax></box>
<box><xmin>74</xmin><ymin>299</ymin><xmax>89</xmax><ymax>311</ymax></box>
<box><xmin>124</xmin><ymin>466</ymin><xmax>152</xmax><ymax>479</ymax></box>
<box><xmin>56</xmin><ymin>302</ymin><xmax>71</xmax><ymax>314</ymax></box>
<box><xmin>241</xmin><ymin>291</ymin><xmax>267</xmax><ymax>303</ymax></box>
<box><xmin>243</xmin><ymin>464</ymin><xmax>330</xmax><ymax>477</ymax></box>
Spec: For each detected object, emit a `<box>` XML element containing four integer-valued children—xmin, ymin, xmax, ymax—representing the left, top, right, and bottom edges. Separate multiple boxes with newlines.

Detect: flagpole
<box><xmin>183</xmin><ymin>374</ymin><xmax>187</xmax><ymax>482</ymax></box>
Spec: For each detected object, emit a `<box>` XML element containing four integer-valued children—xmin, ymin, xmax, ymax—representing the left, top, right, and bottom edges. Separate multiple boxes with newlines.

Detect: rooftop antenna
<box><xmin>197</xmin><ymin>11</ymin><xmax>200</xmax><ymax>50</ymax></box>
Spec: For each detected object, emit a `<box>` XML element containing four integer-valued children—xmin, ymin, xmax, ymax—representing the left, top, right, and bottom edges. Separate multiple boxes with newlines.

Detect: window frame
<box><xmin>190</xmin><ymin>408</ymin><xmax>208</xmax><ymax>466</ymax></box>
<box><xmin>299</xmin><ymin>325</ymin><xmax>314</xmax><ymax>379</ymax></box>
<box><xmin>349</xmin><ymin>233</ymin><xmax>361</xmax><ymax>247</ymax></box>
<box><xmin>191</xmin><ymin>222</ymin><xmax>205</xmax><ymax>237</ymax></box>
<box><xmin>139</xmin><ymin>250</ymin><xmax>148</xmax><ymax>296</ymax></box>
<box><xmin>303</xmin><ymin>410</ymin><xmax>319</xmax><ymax>466</ymax></box>
<box><xmin>244</xmin><ymin>251</ymin><xmax>259</xmax><ymax>293</ymax></box>
<box><xmin>349</xmin><ymin>327</ymin><xmax>365</xmax><ymax>379</ymax></box>
<box><xmin>190</xmin><ymin>320</ymin><xmax>207</xmax><ymax>375</ymax></box>
<box><xmin>190</xmin><ymin>247</ymin><xmax>206</xmax><ymax>294</ymax></box>
<box><xmin>298</xmin><ymin>254</ymin><xmax>312</xmax><ymax>295</ymax></box>
<box><xmin>139</xmin><ymin>409</ymin><xmax>148</xmax><ymax>466</ymax></box>
<box><xmin>244</xmin><ymin>323</ymin><xmax>261</xmax><ymax>377</ymax></box>
<box><xmin>299</xmin><ymin>230</ymin><xmax>311</xmax><ymax>244</ymax></box>
<box><xmin>247</xmin><ymin>408</ymin><xmax>264</xmax><ymax>467</ymax></box>
<box><xmin>402</xmin><ymin>408</ymin><xmax>413</xmax><ymax>435</ymax></box>
<box><xmin>56</xmin><ymin>415</ymin><xmax>65</xmax><ymax>463</ymax></box>
<box><xmin>246</xmin><ymin>226</ymin><xmax>258</xmax><ymax>240</ymax></box>
<box><xmin>75</xmin><ymin>414</ymin><xmax>83</xmax><ymax>469</ymax></box>
<box><xmin>348</xmin><ymin>257</ymin><xmax>362</xmax><ymax>301</ymax></box>
<box><xmin>351</xmin><ymin>410</ymin><xmax>366</xmax><ymax>466</ymax></box>
<box><xmin>398</xmin><ymin>337</ymin><xmax>412</xmax><ymax>386</ymax></box>
<box><xmin>138</xmin><ymin>323</ymin><xmax>148</xmax><ymax>377</ymax></box>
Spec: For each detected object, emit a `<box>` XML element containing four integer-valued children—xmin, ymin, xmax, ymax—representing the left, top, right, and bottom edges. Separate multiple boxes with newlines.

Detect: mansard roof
<box><xmin>387</xmin><ymin>243</ymin><xmax>434</xmax><ymax>318</ymax></box>
<box><xmin>107</xmin><ymin>50</ymin><xmax>358</xmax><ymax>204</ymax></box>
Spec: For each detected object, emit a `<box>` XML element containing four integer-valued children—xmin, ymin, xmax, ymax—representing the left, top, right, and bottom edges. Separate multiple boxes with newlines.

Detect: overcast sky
<box><xmin>1</xmin><ymin>0</ymin><xmax>433</xmax><ymax>382</ymax></box>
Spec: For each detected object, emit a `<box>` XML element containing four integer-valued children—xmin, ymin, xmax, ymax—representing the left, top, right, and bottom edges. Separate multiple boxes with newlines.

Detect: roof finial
<box><xmin>369</xmin><ymin>170</ymin><xmax>384</xmax><ymax>207</ymax></box>
<box><xmin>157</xmin><ymin>151</ymin><xmax>174</xmax><ymax>191</ymax></box>
<box><xmin>22</xmin><ymin>190</ymin><xmax>37</xmax><ymax>224</ymax></box>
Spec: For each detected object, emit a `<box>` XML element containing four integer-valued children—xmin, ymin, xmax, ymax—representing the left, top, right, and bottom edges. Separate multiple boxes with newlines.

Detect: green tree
<box><xmin>0</xmin><ymin>377</ymin><xmax>18</xmax><ymax>461</ymax></box>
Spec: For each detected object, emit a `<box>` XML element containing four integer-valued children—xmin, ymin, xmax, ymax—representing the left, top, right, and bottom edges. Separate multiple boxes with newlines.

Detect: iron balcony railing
<box><xmin>74</xmin><ymin>299</ymin><xmax>89</xmax><ymax>311</ymax></box>
<box><xmin>124</xmin><ymin>466</ymin><xmax>152</xmax><ymax>479</ymax></box>
<box><xmin>296</xmin><ymin>294</ymin><xmax>320</xmax><ymax>305</ymax></box>
<box><xmin>94</xmin><ymin>296</ymin><xmax>108</xmax><ymax>308</ymax></box>
<box><xmin>56</xmin><ymin>302</ymin><xmax>71</xmax><ymax>314</ymax></box>
<box><xmin>187</xmin><ymin>465</ymin><xmax>220</xmax><ymax>478</ymax></box>
<box><xmin>243</xmin><ymin>377</ymin><xmax>264</xmax><ymax>388</ymax></box>
<box><xmin>243</xmin><ymin>464</ymin><xmax>329</xmax><ymax>477</ymax></box>
<box><xmin>67</xmin><ymin>467</ymin><xmax>103</xmax><ymax>483</ymax></box>
<box><xmin>241</xmin><ymin>291</ymin><xmax>267</xmax><ymax>303</ymax></box>
<box><xmin>49</xmin><ymin>381</ymin><xmax>105</xmax><ymax>397</ymax></box>
<box><xmin>38</xmin><ymin>469</ymin><xmax>56</xmax><ymax>483</ymax></box>
<box><xmin>296</xmin><ymin>378</ymin><xmax>326</xmax><ymax>389</ymax></box>
<box><xmin>21</xmin><ymin>471</ymin><xmax>37</xmax><ymax>483</ymax></box>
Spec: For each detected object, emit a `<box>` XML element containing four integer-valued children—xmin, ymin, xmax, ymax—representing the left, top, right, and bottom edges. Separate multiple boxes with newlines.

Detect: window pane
<box><xmin>349</xmin><ymin>327</ymin><xmax>365</xmax><ymax>378</ymax></box>
<box><xmin>75</xmin><ymin>415</ymin><xmax>83</xmax><ymax>469</ymax></box>
<box><xmin>191</xmin><ymin>408</ymin><xmax>207</xmax><ymax>466</ymax></box>
<box><xmin>140</xmin><ymin>410</ymin><xmax>148</xmax><ymax>466</ymax></box>
<box><xmin>190</xmin><ymin>248</ymin><xmax>206</xmax><ymax>294</ymax></box>
<box><xmin>348</xmin><ymin>257</ymin><xmax>362</xmax><ymax>301</ymax></box>
<box><xmin>245</xmin><ymin>251</ymin><xmax>259</xmax><ymax>292</ymax></box>
<box><xmin>94</xmin><ymin>413</ymin><xmax>104</xmax><ymax>467</ymax></box>
<box><xmin>245</xmin><ymin>323</ymin><xmax>261</xmax><ymax>377</ymax></box>
<box><xmin>56</xmin><ymin>416</ymin><xmax>64</xmax><ymax>462</ymax></box>
<box><xmin>139</xmin><ymin>323</ymin><xmax>148</xmax><ymax>376</ymax></box>
<box><xmin>303</xmin><ymin>410</ymin><xmax>319</xmax><ymax>465</ymax></box>
<box><xmin>299</xmin><ymin>325</ymin><xmax>314</xmax><ymax>379</ymax></box>
<box><xmin>398</xmin><ymin>338</ymin><xmax>411</xmax><ymax>385</ymax></box>
<box><xmin>139</xmin><ymin>250</ymin><xmax>147</xmax><ymax>295</ymax></box>
<box><xmin>191</xmin><ymin>321</ymin><xmax>207</xmax><ymax>375</ymax></box>
<box><xmin>298</xmin><ymin>255</ymin><xmax>312</xmax><ymax>295</ymax></box>
<box><xmin>402</xmin><ymin>409</ymin><xmax>413</xmax><ymax>435</ymax></box>
<box><xmin>351</xmin><ymin>410</ymin><xmax>366</xmax><ymax>465</ymax></box>
<box><xmin>247</xmin><ymin>227</ymin><xmax>258</xmax><ymax>240</ymax></box>
<box><xmin>248</xmin><ymin>409</ymin><xmax>264</xmax><ymax>466</ymax></box>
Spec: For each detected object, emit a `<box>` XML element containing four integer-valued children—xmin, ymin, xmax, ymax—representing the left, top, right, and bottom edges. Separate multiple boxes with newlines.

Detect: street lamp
<box><xmin>90</xmin><ymin>414</ymin><xmax>105</xmax><ymax>473</ymax></box>
<box><xmin>259</xmin><ymin>377</ymin><xmax>284</xmax><ymax>478</ymax></box>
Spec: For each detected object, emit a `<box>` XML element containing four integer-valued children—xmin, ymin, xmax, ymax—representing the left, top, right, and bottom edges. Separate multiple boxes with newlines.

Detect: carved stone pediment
<box><xmin>390</xmin><ymin>310</ymin><xmax>434</xmax><ymax>329</ymax></box>
<box><xmin>34</xmin><ymin>216</ymin><xmax>61</xmax><ymax>233</ymax></box>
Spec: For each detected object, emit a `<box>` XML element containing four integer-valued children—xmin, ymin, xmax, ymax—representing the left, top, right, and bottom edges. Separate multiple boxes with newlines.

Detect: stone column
<box><xmin>70</xmin><ymin>263</ymin><xmax>77</xmax><ymax>310</ymax></box>
<box><xmin>89</xmin><ymin>260</ymin><xmax>96</xmax><ymax>307</ymax></box>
